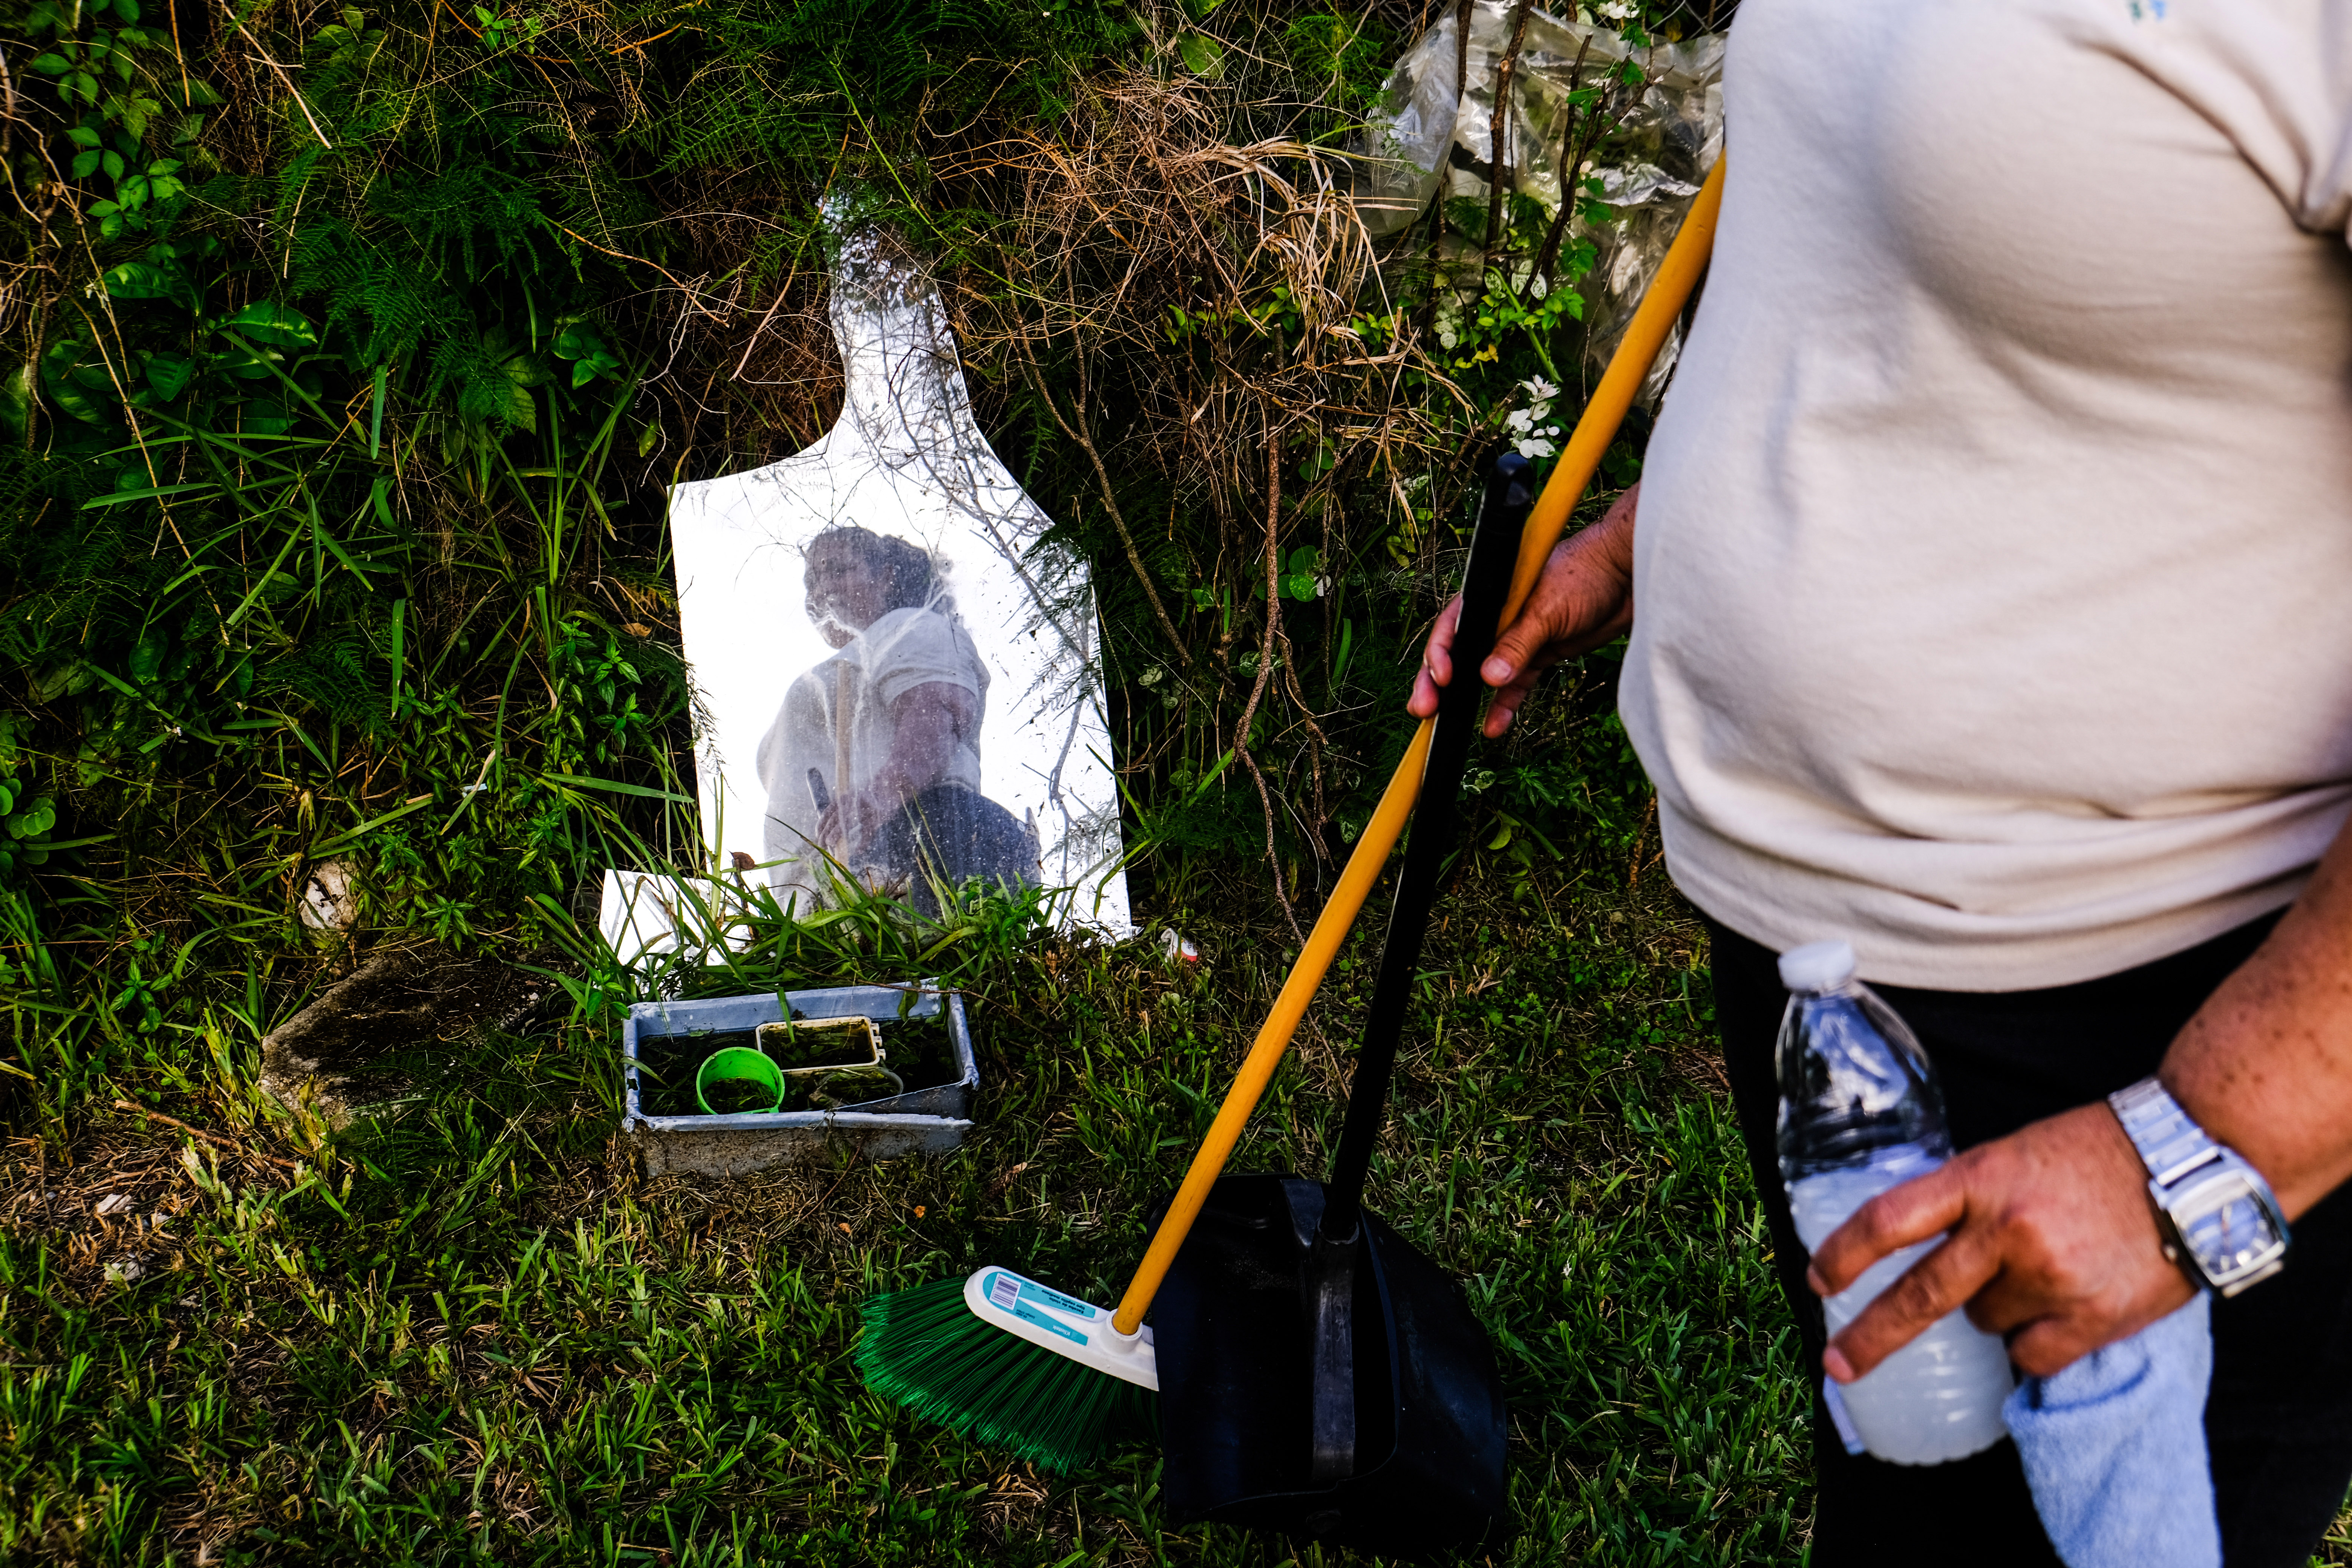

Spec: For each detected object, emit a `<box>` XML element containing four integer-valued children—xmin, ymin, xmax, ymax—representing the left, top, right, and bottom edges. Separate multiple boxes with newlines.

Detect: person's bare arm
<box><xmin>1408</xmin><ymin>483</ymin><xmax>1639</xmax><ymax>737</ymax></box>
<box><xmin>821</xmin><ymin>681</ymin><xmax>977</xmax><ymax>851</ymax></box>
<box><xmin>1807</xmin><ymin>820</ymin><xmax>2352</xmax><ymax>1380</ymax></box>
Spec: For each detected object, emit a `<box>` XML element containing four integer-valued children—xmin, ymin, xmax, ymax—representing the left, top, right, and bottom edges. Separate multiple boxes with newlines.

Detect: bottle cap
<box><xmin>1778</xmin><ymin>939</ymin><xmax>1857</xmax><ymax>994</ymax></box>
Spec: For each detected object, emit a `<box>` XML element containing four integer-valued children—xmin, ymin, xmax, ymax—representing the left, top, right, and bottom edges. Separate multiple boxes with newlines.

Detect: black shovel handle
<box><xmin>1320</xmin><ymin>453</ymin><xmax>1535</xmax><ymax>1241</ymax></box>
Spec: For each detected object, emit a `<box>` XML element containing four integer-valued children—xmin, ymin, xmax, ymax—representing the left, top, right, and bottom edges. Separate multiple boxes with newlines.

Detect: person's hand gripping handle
<box><xmin>1409</xmin><ymin>482</ymin><xmax>1638</xmax><ymax>737</ymax></box>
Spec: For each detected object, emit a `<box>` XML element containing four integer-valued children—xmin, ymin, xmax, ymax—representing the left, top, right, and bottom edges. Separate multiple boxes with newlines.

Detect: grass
<box><xmin>0</xmin><ymin>844</ymin><xmax>1816</xmax><ymax>1565</ymax></box>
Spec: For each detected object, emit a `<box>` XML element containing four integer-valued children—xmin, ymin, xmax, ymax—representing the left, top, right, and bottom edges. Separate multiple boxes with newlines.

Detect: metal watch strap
<box><xmin>2110</xmin><ymin>1076</ymin><xmax>2227</xmax><ymax>1189</ymax></box>
<box><xmin>2109</xmin><ymin>1075</ymin><xmax>2289</xmax><ymax>1296</ymax></box>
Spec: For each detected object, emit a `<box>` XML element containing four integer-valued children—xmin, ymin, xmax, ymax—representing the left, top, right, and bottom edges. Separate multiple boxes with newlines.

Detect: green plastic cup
<box><xmin>695</xmin><ymin>1045</ymin><xmax>785</xmax><ymax>1116</ymax></box>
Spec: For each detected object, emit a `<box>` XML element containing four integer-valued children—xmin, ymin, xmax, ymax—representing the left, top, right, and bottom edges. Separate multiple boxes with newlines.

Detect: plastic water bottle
<box><xmin>1778</xmin><ymin>939</ymin><xmax>2013</xmax><ymax>1465</ymax></box>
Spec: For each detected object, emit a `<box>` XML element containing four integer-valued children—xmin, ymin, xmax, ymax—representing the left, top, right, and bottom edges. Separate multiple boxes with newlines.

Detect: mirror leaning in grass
<box><xmin>666</xmin><ymin>204</ymin><xmax>1132</xmax><ymax>938</ymax></box>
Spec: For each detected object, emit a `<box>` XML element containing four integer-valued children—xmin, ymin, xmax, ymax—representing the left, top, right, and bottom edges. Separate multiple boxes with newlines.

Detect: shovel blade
<box><xmin>1152</xmin><ymin>1174</ymin><xmax>1508</xmax><ymax>1559</ymax></box>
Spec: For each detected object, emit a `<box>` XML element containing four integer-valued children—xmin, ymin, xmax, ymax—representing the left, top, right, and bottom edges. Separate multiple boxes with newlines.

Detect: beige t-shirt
<box><xmin>756</xmin><ymin>605</ymin><xmax>988</xmax><ymax>899</ymax></box>
<box><xmin>1621</xmin><ymin>0</ymin><xmax>2352</xmax><ymax>990</ymax></box>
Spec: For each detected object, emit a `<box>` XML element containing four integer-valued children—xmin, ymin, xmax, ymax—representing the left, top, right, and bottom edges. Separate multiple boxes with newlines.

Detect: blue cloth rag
<box><xmin>2002</xmin><ymin>1293</ymin><xmax>2220</xmax><ymax>1568</ymax></box>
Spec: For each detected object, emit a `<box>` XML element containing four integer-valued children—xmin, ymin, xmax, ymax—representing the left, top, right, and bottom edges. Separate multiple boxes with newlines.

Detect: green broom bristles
<box><xmin>856</xmin><ymin>1274</ymin><xmax>1157</xmax><ymax>1474</ymax></box>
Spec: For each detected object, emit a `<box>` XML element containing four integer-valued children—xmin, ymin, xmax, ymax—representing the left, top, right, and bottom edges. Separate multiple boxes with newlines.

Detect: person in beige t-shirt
<box><xmin>1416</xmin><ymin>2</ymin><xmax>2352</xmax><ymax>1561</ymax></box>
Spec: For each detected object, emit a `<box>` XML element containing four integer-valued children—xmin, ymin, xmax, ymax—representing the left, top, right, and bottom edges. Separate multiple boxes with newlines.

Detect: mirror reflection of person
<box><xmin>754</xmin><ymin>525</ymin><xmax>1038</xmax><ymax>914</ymax></box>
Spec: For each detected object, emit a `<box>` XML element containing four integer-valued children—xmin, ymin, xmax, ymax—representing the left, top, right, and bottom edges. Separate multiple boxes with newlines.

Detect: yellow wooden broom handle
<box><xmin>1110</xmin><ymin>157</ymin><xmax>1727</xmax><ymax>1338</ymax></box>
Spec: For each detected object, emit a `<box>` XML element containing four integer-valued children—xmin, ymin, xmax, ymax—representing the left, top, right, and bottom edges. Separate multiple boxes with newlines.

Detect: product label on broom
<box><xmin>1020</xmin><ymin>1278</ymin><xmax>1097</xmax><ymax>1318</ymax></box>
<box><xmin>983</xmin><ymin>1272</ymin><xmax>1091</xmax><ymax>1344</ymax></box>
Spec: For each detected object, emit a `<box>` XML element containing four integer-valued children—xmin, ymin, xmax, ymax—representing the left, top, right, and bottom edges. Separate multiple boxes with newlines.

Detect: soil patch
<box><xmin>259</xmin><ymin>945</ymin><xmax>555</xmax><ymax>1127</ymax></box>
<box><xmin>0</xmin><ymin>1122</ymin><xmax>296</xmax><ymax>1297</ymax></box>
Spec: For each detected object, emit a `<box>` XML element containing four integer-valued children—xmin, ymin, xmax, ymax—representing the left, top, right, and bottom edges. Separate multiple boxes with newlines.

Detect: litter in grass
<box><xmin>298</xmin><ymin>860</ymin><xmax>360</xmax><ymax>936</ymax></box>
<box><xmin>624</xmin><ymin>983</ymin><xmax>977</xmax><ymax>1176</ymax></box>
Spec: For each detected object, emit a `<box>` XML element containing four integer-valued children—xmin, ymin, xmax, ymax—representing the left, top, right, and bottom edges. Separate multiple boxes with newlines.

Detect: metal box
<box><xmin>622</xmin><ymin>982</ymin><xmax>975</xmax><ymax>1178</ymax></box>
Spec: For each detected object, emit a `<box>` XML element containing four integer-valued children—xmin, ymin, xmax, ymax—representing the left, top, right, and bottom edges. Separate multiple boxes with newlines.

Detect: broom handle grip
<box><xmin>1109</xmin><ymin>156</ymin><xmax>1726</xmax><ymax>1338</ymax></box>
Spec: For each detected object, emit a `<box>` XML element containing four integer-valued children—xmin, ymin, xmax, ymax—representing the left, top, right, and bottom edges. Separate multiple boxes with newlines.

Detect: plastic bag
<box><xmin>1355</xmin><ymin>1</ymin><xmax>1723</xmax><ymax>398</ymax></box>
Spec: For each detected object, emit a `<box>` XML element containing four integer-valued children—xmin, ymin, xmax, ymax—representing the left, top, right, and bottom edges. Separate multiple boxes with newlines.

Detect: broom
<box><xmin>855</xmin><ymin>157</ymin><xmax>1727</xmax><ymax>1474</ymax></box>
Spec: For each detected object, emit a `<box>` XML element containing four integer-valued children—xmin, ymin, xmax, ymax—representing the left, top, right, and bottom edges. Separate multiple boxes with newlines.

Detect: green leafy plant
<box><xmin>0</xmin><ymin>770</ymin><xmax>58</xmax><ymax>882</ymax></box>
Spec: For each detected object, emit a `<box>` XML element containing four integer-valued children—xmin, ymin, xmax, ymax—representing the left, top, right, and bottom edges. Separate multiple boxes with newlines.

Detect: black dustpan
<box><xmin>1152</xmin><ymin>1176</ymin><xmax>1509</xmax><ymax>1558</ymax></box>
<box><xmin>1152</xmin><ymin>454</ymin><xmax>1534</xmax><ymax>1560</ymax></box>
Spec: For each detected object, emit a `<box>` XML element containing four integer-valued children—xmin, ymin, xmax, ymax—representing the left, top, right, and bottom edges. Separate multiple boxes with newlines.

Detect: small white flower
<box><xmin>1514</xmin><ymin>436</ymin><xmax>1559</xmax><ymax>459</ymax></box>
<box><xmin>1504</xmin><ymin>407</ymin><xmax>1535</xmax><ymax>435</ymax></box>
<box><xmin>1520</xmin><ymin>375</ymin><xmax>1560</xmax><ymax>402</ymax></box>
<box><xmin>1598</xmin><ymin>0</ymin><xmax>1633</xmax><ymax>19</ymax></box>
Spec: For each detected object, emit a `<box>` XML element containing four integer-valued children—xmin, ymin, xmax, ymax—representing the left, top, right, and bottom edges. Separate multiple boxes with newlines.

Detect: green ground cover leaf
<box><xmin>219</xmin><ymin>302</ymin><xmax>320</xmax><ymax>350</ymax></box>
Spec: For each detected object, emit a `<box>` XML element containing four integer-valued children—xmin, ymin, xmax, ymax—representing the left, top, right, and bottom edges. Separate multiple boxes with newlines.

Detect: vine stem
<box><xmin>1232</xmin><ymin>424</ymin><xmax>1302</xmax><ymax>942</ymax></box>
<box><xmin>112</xmin><ymin>1100</ymin><xmax>301</xmax><ymax>1172</ymax></box>
<box><xmin>1452</xmin><ymin>0</ymin><xmax>1474</xmax><ymax>106</ymax></box>
<box><xmin>1481</xmin><ymin>0</ymin><xmax>1535</xmax><ymax>277</ymax></box>
<box><xmin>1533</xmin><ymin>35</ymin><xmax>1595</xmax><ymax>285</ymax></box>
<box><xmin>1018</xmin><ymin>336</ymin><xmax>1192</xmax><ymax>665</ymax></box>
<box><xmin>1277</xmin><ymin>619</ymin><xmax>1329</xmax><ymax>860</ymax></box>
<box><xmin>232</xmin><ymin>17</ymin><xmax>336</xmax><ymax>149</ymax></box>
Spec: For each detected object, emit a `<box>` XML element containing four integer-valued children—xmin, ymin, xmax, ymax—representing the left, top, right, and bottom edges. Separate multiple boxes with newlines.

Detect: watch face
<box><xmin>2175</xmin><ymin>1169</ymin><xmax>2285</xmax><ymax>1280</ymax></box>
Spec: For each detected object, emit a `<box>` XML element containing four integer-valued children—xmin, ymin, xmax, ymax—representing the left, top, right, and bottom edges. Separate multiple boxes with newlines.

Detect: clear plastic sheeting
<box><xmin>666</xmin><ymin>197</ymin><xmax>1131</xmax><ymax>933</ymax></box>
<box><xmin>1354</xmin><ymin>1</ymin><xmax>1723</xmax><ymax>399</ymax></box>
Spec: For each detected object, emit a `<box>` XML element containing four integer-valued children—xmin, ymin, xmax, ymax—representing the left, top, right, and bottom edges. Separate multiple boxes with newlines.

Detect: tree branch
<box><xmin>1018</xmin><ymin>336</ymin><xmax>1193</xmax><ymax>665</ymax></box>
<box><xmin>1232</xmin><ymin>425</ymin><xmax>1302</xmax><ymax>941</ymax></box>
<box><xmin>1534</xmin><ymin>35</ymin><xmax>1595</xmax><ymax>284</ymax></box>
<box><xmin>1481</xmin><ymin>0</ymin><xmax>1535</xmax><ymax>276</ymax></box>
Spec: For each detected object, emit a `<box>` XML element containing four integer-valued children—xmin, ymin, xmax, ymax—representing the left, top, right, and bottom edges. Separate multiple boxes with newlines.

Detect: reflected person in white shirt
<box><xmin>755</xmin><ymin>525</ymin><xmax>1037</xmax><ymax>914</ymax></box>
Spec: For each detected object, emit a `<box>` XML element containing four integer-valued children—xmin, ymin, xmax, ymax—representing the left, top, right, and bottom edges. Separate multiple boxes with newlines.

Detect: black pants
<box><xmin>868</xmin><ymin>782</ymin><xmax>1039</xmax><ymax>917</ymax></box>
<box><xmin>1708</xmin><ymin>913</ymin><xmax>2352</xmax><ymax>1566</ymax></box>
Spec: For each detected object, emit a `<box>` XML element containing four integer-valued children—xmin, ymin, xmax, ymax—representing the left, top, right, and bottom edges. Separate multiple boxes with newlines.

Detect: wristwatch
<box><xmin>2108</xmin><ymin>1076</ymin><xmax>2290</xmax><ymax>1297</ymax></box>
